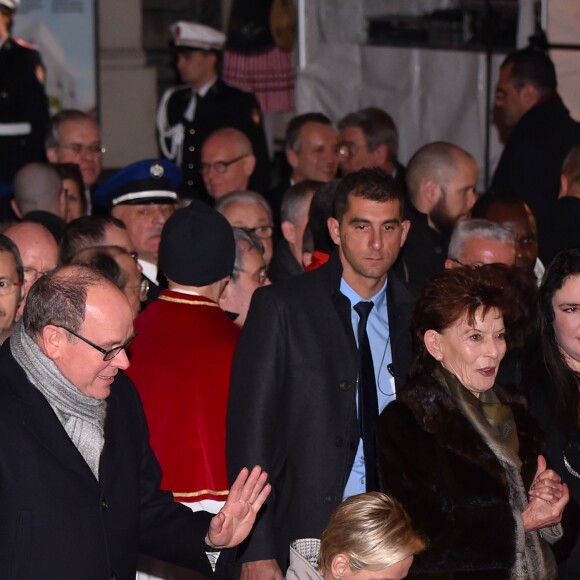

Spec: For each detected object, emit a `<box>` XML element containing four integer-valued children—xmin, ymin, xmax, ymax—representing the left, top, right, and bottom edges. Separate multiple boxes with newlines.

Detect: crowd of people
<box><xmin>2</xmin><ymin>1</ymin><xmax>580</xmax><ymax>578</ymax></box>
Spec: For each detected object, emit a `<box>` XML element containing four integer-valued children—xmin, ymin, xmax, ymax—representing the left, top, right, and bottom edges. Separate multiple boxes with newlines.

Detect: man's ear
<box><xmin>399</xmin><ymin>219</ymin><xmax>411</xmax><ymax>247</ymax></box>
<box><xmin>424</xmin><ymin>329</ymin><xmax>443</xmax><ymax>361</ymax></box>
<box><xmin>330</xmin><ymin>554</ymin><xmax>350</xmax><ymax>579</ymax></box>
<box><xmin>560</xmin><ymin>174</ymin><xmax>568</xmax><ymax>198</ymax></box>
<box><xmin>243</xmin><ymin>154</ymin><xmax>256</xmax><ymax>177</ymax></box>
<box><xmin>422</xmin><ymin>178</ymin><xmax>441</xmax><ymax>209</ymax></box>
<box><xmin>46</xmin><ymin>147</ymin><xmax>59</xmax><ymax>164</ymax></box>
<box><xmin>40</xmin><ymin>324</ymin><xmax>66</xmax><ymax>361</ymax></box>
<box><xmin>444</xmin><ymin>258</ymin><xmax>456</xmax><ymax>269</ymax></box>
<box><xmin>10</xmin><ymin>199</ymin><xmax>22</xmax><ymax>219</ymax></box>
<box><xmin>286</xmin><ymin>147</ymin><xmax>298</xmax><ymax>169</ymax></box>
<box><xmin>219</xmin><ymin>280</ymin><xmax>231</xmax><ymax>301</ymax></box>
<box><xmin>373</xmin><ymin>143</ymin><xmax>389</xmax><ymax>166</ymax></box>
<box><xmin>327</xmin><ymin>216</ymin><xmax>340</xmax><ymax>246</ymax></box>
<box><xmin>520</xmin><ymin>83</ymin><xmax>540</xmax><ymax>110</ymax></box>
<box><xmin>281</xmin><ymin>220</ymin><xmax>296</xmax><ymax>245</ymax></box>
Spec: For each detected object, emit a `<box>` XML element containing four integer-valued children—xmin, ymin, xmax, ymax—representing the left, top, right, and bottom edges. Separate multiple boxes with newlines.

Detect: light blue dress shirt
<box><xmin>341</xmin><ymin>278</ymin><xmax>396</xmax><ymax>499</ymax></box>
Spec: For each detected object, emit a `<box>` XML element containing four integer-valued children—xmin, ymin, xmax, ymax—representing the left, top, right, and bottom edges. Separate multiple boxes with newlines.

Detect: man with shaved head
<box><xmin>201</xmin><ymin>127</ymin><xmax>256</xmax><ymax>200</ymax></box>
<box><xmin>393</xmin><ymin>141</ymin><xmax>478</xmax><ymax>296</ymax></box>
<box><xmin>10</xmin><ymin>162</ymin><xmax>65</xmax><ymax>220</ymax></box>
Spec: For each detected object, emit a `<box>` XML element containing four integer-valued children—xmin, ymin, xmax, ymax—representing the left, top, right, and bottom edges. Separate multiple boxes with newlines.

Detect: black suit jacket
<box><xmin>491</xmin><ymin>95</ymin><xmax>580</xmax><ymax>242</ymax></box>
<box><xmin>268</xmin><ymin>238</ymin><xmax>303</xmax><ymax>283</ymax></box>
<box><xmin>226</xmin><ymin>250</ymin><xmax>415</xmax><ymax>570</ymax></box>
<box><xmin>392</xmin><ymin>201</ymin><xmax>448</xmax><ymax>298</ymax></box>
<box><xmin>0</xmin><ymin>342</ymin><xmax>212</xmax><ymax>579</ymax></box>
<box><xmin>159</xmin><ymin>79</ymin><xmax>270</xmax><ymax>199</ymax></box>
<box><xmin>539</xmin><ymin>196</ymin><xmax>580</xmax><ymax>265</ymax></box>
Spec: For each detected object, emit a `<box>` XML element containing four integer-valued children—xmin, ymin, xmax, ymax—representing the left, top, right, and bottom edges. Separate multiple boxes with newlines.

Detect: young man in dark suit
<box><xmin>227</xmin><ymin>167</ymin><xmax>414</xmax><ymax>579</ymax></box>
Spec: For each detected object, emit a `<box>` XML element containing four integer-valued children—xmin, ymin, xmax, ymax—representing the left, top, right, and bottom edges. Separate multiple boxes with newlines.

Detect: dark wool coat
<box><xmin>227</xmin><ymin>250</ymin><xmax>415</xmax><ymax>571</ymax></box>
<box><xmin>491</xmin><ymin>95</ymin><xmax>580</xmax><ymax>242</ymax></box>
<box><xmin>527</xmin><ymin>362</ymin><xmax>580</xmax><ymax>579</ymax></box>
<box><xmin>378</xmin><ymin>373</ymin><xmax>545</xmax><ymax>580</ymax></box>
<box><xmin>268</xmin><ymin>238</ymin><xmax>303</xmax><ymax>283</ymax></box>
<box><xmin>0</xmin><ymin>342</ymin><xmax>213</xmax><ymax>580</ymax></box>
<box><xmin>392</xmin><ymin>202</ymin><xmax>448</xmax><ymax>299</ymax></box>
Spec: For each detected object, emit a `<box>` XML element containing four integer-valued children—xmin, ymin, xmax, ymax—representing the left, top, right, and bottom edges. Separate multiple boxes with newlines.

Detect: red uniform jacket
<box><xmin>127</xmin><ymin>290</ymin><xmax>240</xmax><ymax>502</ymax></box>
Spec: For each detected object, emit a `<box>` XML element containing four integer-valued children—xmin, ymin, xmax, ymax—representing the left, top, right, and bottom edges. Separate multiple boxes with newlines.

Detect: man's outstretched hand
<box><xmin>205</xmin><ymin>466</ymin><xmax>271</xmax><ymax>549</ymax></box>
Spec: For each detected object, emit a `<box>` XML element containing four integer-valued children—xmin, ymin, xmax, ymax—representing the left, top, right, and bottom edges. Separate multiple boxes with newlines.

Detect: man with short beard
<box><xmin>393</xmin><ymin>141</ymin><xmax>478</xmax><ymax>297</ymax></box>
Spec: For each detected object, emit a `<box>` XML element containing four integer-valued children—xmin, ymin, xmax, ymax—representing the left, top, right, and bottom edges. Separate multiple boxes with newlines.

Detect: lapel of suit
<box><xmin>22</xmin><ymin>394</ymin><xmax>98</xmax><ymax>483</ymax></box>
<box><xmin>326</xmin><ymin>251</ymin><xmax>358</xmax><ymax>351</ymax></box>
<box><xmin>386</xmin><ymin>270</ymin><xmax>416</xmax><ymax>388</ymax></box>
<box><xmin>0</xmin><ymin>39</ymin><xmax>11</xmax><ymax>76</ymax></box>
<box><xmin>3</xmin><ymin>347</ymin><xmax>99</xmax><ymax>484</ymax></box>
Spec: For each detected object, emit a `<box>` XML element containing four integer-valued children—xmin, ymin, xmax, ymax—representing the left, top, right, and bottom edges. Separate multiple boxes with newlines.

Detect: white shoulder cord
<box><xmin>156</xmin><ymin>87</ymin><xmax>185</xmax><ymax>165</ymax></box>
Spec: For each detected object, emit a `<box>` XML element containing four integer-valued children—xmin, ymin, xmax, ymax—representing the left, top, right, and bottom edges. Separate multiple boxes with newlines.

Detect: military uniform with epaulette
<box><xmin>0</xmin><ymin>34</ymin><xmax>49</xmax><ymax>183</ymax></box>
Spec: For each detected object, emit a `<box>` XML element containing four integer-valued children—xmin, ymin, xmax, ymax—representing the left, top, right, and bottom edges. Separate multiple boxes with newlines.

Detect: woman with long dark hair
<box><xmin>527</xmin><ymin>248</ymin><xmax>580</xmax><ymax>578</ymax></box>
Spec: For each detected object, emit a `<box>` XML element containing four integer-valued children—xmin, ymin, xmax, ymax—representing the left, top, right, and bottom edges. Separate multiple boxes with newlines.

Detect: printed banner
<box><xmin>14</xmin><ymin>0</ymin><xmax>97</xmax><ymax>114</ymax></box>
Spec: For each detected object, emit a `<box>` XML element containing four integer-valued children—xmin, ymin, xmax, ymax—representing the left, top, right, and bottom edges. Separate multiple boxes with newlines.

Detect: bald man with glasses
<box><xmin>201</xmin><ymin>127</ymin><xmax>257</xmax><ymax>201</ymax></box>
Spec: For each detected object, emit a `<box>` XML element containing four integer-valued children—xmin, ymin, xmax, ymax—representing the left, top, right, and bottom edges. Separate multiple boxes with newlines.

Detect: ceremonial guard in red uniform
<box><xmin>127</xmin><ymin>201</ymin><xmax>239</xmax><ymax>510</ymax></box>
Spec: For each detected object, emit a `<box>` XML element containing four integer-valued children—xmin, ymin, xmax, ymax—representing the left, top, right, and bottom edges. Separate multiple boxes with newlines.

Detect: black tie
<box><xmin>354</xmin><ymin>301</ymin><xmax>379</xmax><ymax>491</ymax></box>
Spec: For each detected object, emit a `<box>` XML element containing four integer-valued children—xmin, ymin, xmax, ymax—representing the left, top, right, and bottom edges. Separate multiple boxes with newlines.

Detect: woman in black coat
<box><xmin>378</xmin><ymin>266</ymin><xmax>568</xmax><ymax>579</ymax></box>
<box><xmin>526</xmin><ymin>248</ymin><xmax>580</xmax><ymax>578</ymax></box>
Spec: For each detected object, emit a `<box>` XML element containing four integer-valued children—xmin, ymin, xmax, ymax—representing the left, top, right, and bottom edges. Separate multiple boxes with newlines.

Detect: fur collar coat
<box><xmin>377</xmin><ymin>373</ymin><xmax>545</xmax><ymax>579</ymax></box>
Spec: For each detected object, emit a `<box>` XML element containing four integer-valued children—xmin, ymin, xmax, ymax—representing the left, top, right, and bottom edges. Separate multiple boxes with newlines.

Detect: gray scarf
<box><xmin>10</xmin><ymin>321</ymin><xmax>107</xmax><ymax>480</ymax></box>
<box><xmin>433</xmin><ymin>365</ymin><xmax>558</xmax><ymax>580</ymax></box>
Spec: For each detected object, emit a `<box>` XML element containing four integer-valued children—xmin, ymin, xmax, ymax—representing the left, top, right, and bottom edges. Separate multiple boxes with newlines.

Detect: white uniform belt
<box><xmin>0</xmin><ymin>122</ymin><xmax>32</xmax><ymax>136</ymax></box>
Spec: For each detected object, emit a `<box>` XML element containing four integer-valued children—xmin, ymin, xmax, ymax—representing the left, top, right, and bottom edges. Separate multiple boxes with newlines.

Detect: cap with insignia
<box><xmin>159</xmin><ymin>201</ymin><xmax>235</xmax><ymax>286</ymax></box>
<box><xmin>93</xmin><ymin>159</ymin><xmax>180</xmax><ymax>208</ymax></box>
<box><xmin>170</xmin><ymin>21</ymin><xmax>226</xmax><ymax>51</ymax></box>
<box><xmin>0</xmin><ymin>0</ymin><xmax>20</xmax><ymax>10</ymax></box>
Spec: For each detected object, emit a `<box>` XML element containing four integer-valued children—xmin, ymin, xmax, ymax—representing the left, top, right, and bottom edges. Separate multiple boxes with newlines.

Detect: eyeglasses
<box><xmin>0</xmin><ymin>279</ymin><xmax>23</xmax><ymax>296</ymax></box>
<box><xmin>23</xmin><ymin>267</ymin><xmax>53</xmax><ymax>284</ymax></box>
<box><xmin>57</xmin><ymin>143</ymin><xmax>106</xmax><ymax>156</ymax></box>
<box><xmin>199</xmin><ymin>155</ymin><xmax>247</xmax><ymax>176</ymax></box>
<box><xmin>234</xmin><ymin>267</ymin><xmax>269</xmax><ymax>286</ymax></box>
<box><xmin>125</xmin><ymin>278</ymin><xmax>150</xmax><ymax>302</ymax></box>
<box><xmin>58</xmin><ymin>325</ymin><xmax>136</xmax><ymax>361</ymax></box>
<box><xmin>242</xmin><ymin>225</ymin><xmax>274</xmax><ymax>240</ymax></box>
<box><xmin>449</xmin><ymin>258</ymin><xmax>485</xmax><ymax>269</ymax></box>
<box><xmin>336</xmin><ymin>141</ymin><xmax>368</xmax><ymax>159</ymax></box>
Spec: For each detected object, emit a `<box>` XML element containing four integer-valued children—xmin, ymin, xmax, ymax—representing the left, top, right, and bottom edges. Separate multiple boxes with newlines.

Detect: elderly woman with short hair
<box><xmin>378</xmin><ymin>266</ymin><xmax>568</xmax><ymax>579</ymax></box>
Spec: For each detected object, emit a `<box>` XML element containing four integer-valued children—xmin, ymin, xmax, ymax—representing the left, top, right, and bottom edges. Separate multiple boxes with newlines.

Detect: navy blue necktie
<box><xmin>354</xmin><ymin>301</ymin><xmax>379</xmax><ymax>491</ymax></box>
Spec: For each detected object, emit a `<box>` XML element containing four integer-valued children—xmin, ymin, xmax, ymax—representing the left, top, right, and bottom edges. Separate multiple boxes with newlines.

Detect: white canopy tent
<box><xmin>294</xmin><ymin>0</ymin><xmax>580</xmax><ymax>189</ymax></box>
